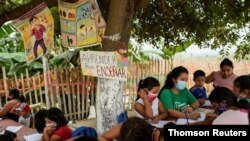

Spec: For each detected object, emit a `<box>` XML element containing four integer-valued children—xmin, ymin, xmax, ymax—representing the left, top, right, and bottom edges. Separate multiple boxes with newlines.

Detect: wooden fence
<box><xmin>0</xmin><ymin>58</ymin><xmax>250</xmax><ymax>120</ymax></box>
<box><xmin>0</xmin><ymin>67</ymin><xmax>96</xmax><ymax>120</ymax></box>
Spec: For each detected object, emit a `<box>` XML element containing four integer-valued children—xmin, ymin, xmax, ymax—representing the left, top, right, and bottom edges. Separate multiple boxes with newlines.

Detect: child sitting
<box><xmin>190</xmin><ymin>70</ymin><xmax>207</xmax><ymax>105</ymax></box>
<box><xmin>11</xmin><ymin>103</ymin><xmax>32</xmax><ymax>127</ymax></box>
<box><xmin>134</xmin><ymin>77</ymin><xmax>168</xmax><ymax>124</ymax></box>
<box><xmin>208</xmin><ymin>87</ymin><xmax>249</xmax><ymax>125</ymax></box>
<box><xmin>233</xmin><ymin>75</ymin><xmax>250</xmax><ymax>109</ymax></box>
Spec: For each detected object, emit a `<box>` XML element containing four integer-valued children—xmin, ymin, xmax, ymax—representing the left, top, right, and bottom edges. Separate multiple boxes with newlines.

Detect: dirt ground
<box><xmin>69</xmin><ymin>110</ymin><xmax>135</xmax><ymax>130</ymax></box>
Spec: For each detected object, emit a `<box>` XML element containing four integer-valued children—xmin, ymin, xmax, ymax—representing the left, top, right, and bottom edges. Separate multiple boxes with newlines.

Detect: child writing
<box><xmin>11</xmin><ymin>103</ymin><xmax>32</xmax><ymax>127</ymax></box>
<box><xmin>233</xmin><ymin>75</ymin><xmax>250</xmax><ymax>99</ymax></box>
<box><xmin>134</xmin><ymin>77</ymin><xmax>168</xmax><ymax>124</ymax></box>
<box><xmin>208</xmin><ymin>87</ymin><xmax>249</xmax><ymax>125</ymax></box>
<box><xmin>190</xmin><ymin>70</ymin><xmax>207</xmax><ymax>105</ymax></box>
<box><xmin>233</xmin><ymin>75</ymin><xmax>250</xmax><ymax>109</ymax></box>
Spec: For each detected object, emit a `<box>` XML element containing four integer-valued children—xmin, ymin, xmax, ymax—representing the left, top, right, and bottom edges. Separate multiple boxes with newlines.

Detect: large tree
<box><xmin>1</xmin><ymin>0</ymin><xmax>250</xmax><ymax>59</ymax></box>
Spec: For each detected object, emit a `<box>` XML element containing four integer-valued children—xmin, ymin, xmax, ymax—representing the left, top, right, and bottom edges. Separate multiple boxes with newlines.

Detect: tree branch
<box><xmin>134</xmin><ymin>0</ymin><xmax>149</xmax><ymax>10</ymax></box>
<box><xmin>0</xmin><ymin>0</ymin><xmax>58</xmax><ymax>26</ymax></box>
<box><xmin>0</xmin><ymin>0</ymin><xmax>77</xmax><ymax>26</ymax></box>
<box><xmin>159</xmin><ymin>0</ymin><xmax>172</xmax><ymax>21</ymax></box>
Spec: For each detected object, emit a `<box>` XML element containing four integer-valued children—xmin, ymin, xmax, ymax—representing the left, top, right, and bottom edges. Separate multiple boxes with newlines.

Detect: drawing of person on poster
<box><xmin>12</xmin><ymin>2</ymin><xmax>54</xmax><ymax>63</ymax></box>
<box><xmin>29</xmin><ymin>16</ymin><xmax>47</xmax><ymax>59</ymax></box>
<box><xmin>115</xmin><ymin>42</ymin><xmax>129</xmax><ymax>67</ymax></box>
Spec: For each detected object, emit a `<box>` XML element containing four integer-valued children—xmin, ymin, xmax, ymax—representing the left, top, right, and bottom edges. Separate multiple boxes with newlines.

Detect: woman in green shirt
<box><xmin>159</xmin><ymin>66</ymin><xmax>200</xmax><ymax>119</ymax></box>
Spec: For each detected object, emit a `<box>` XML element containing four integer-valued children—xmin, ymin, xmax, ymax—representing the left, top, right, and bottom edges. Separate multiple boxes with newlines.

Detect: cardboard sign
<box><xmin>59</xmin><ymin>0</ymin><xmax>106</xmax><ymax>48</ymax></box>
<box><xmin>80</xmin><ymin>51</ymin><xmax>129</xmax><ymax>81</ymax></box>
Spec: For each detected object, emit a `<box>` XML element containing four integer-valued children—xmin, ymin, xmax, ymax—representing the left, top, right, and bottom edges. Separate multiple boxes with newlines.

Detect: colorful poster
<box><xmin>12</xmin><ymin>3</ymin><xmax>54</xmax><ymax>63</ymax></box>
<box><xmin>80</xmin><ymin>51</ymin><xmax>128</xmax><ymax>81</ymax></box>
<box><xmin>59</xmin><ymin>0</ymin><xmax>106</xmax><ymax>48</ymax></box>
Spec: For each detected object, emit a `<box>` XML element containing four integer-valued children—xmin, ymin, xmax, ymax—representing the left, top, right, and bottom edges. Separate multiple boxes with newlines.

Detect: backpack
<box><xmin>71</xmin><ymin>126</ymin><xmax>98</xmax><ymax>138</ymax></box>
<box><xmin>117</xmin><ymin>111</ymin><xmax>128</xmax><ymax>123</ymax></box>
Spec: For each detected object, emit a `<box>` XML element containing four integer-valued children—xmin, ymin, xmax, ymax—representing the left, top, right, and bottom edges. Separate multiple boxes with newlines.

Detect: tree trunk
<box><xmin>0</xmin><ymin>0</ymin><xmax>59</xmax><ymax>26</ymax></box>
<box><xmin>96</xmin><ymin>0</ymin><xmax>135</xmax><ymax>134</ymax></box>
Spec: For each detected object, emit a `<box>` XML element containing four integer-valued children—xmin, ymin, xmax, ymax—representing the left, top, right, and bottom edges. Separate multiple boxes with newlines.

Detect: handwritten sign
<box><xmin>59</xmin><ymin>0</ymin><xmax>106</xmax><ymax>48</ymax></box>
<box><xmin>12</xmin><ymin>2</ymin><xmax>54</xmax><ymax>63</ymax></box>
<box><xmin>80</xmin><ymin>51</ymin><xmax>128</xmax><ymax>81</ymax></box>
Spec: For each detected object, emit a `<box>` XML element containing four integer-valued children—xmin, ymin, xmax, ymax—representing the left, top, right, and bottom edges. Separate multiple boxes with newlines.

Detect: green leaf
<box><xmin>28</xmin><ymin>61</ymin><xmax>43</xmax><ymax>69</ymax></box>
<box><xmin>7</xmin><ymin>62</ymin><xmax>25</xmax><ymax>75</ymax></box>
<box><xmin>0</xmin><ymin>52</ymin><xmax>26</xmax><ymax>62</ymax></box>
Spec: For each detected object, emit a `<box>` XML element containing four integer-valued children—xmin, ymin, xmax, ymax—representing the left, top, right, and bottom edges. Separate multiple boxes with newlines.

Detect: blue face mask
<box><xmin>175</xmin><ymin>80</ymin><xmax>187</xmax><ymax>90</ymax></box>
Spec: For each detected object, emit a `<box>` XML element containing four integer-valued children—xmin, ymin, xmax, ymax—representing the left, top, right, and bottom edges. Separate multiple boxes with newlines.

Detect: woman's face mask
<box><xmin>147</xmin><ymin>91</ymin><xmax>158</xmax><ymax>102</ymax></box>
<box><xmin>45</xmin><ymin>122</ymin><xmax>57</xmax><ymax>127</ymax></box>
<box><xmin>45</xmin><ymin>118</ymin><xmax>57</xmax><ymax>127</ymax></box>
<box><xmin>175</xmin><ymin>80</ymin><xmax>187</xmax><ymax>91</ymax></box>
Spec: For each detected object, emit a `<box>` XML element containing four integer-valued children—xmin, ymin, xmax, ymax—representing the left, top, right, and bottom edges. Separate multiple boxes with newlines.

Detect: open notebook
<box><xmin>6</xmin><ymin>125</ymin><xmax>23</xmax><ymax>133</ymax></box>
<box><xmin>176</xmin><ymin>113</ymin><xmax>206</xmax><ymax>125</ymax></box>
<box><xmin>23</xmin><ymin>133</ymin><xmax>43</xmax><ymax>141</ymax></box>
<box><xmin>202</xmin><ymin>100</ymin><xmax>213</xmax><ymax>107</ymax></box>
<box><xmin>195</xmin><ymin>107</ymin><xmax>214</xmax><ymax>114</ymax></box>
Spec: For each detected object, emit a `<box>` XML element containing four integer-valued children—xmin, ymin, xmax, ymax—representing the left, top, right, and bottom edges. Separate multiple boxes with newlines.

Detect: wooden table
<box><xmin>0</xmin><ymin>119</ymin><xmax>37</xmax><ymax>141</ymax></box>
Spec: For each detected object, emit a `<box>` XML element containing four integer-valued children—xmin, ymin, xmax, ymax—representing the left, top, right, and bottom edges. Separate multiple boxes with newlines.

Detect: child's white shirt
<box><xmin>19</xmin><ymin>115</ymin><xmax>32</xmax><ymax>127</ymax></box>
<box><xmin>135</xmin><ymin>98</ymin><xmax>159</xmax><ymax>119</ymax></box>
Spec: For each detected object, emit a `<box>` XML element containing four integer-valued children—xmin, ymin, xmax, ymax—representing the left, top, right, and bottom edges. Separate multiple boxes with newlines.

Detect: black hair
<box><xmin>220</xmin><ymin>58</ymin><xmax>233</xmax><ymax>69</ymax></box>
<box><xmin>0</xmin><ymin>134</ymin><xmax>13</xmax><ymax>141</ymax></box>
<box><xmin>159</xmin><ymin>66</ymin><xmax>188</xmax><ymax>97</ymax></box>
<box><xmin>237</xmin><ymin>99</ymin><xmax>250</xmax><ymax>110</ymax></box>
<box><xmin>74</xmin><ymin>136</ymin><xmax>98</xmax><ymax>141</ymax></box>
<box><xmin>193</xmin><ymin>70</ymin><xmax>205</xmax><ymax>80</ymax></box>
<box><xmin>35</xmin><ymin>109</ymin><xmax>47</xmax><ymax>133</ymax></box>
<box><xmin>209</xmin><ymin>87</ymin><xmax>237</xmax><ymax>107</ymax></box>
<box><xmin>234</xmin><ymin>75</ymin><xmax>250</xmax><ymax>92</ymax></box>
<box><xmin>45</xmin><ymin>107</ymin><xmax>68</xmax><ymax>128</ymax></box>
<box><xmin>3</xmin><ymin>130</ymin><xmax>16</xmax><ymax>141</ymax></box>
<box><xmin>136</xmin><ymin>77</ymin><xmax>160</xmax><ymax>101</ymax></box>
<box><xmin>119</xmin><ymin>117</ymin><xmax>153</xmax><ymax>141</ymax></box>
<box><xmin>29</xmin><ymin>16</ymin><xmax>38</xmax><ymax>23</ymax></box>
<box><xmin>8</xmin><ymin>88</ymin><xmax>26</xmax><ymax>102</ymax></box>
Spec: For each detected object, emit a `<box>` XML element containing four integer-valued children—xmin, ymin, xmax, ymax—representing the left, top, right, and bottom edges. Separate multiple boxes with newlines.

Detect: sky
<box><xmin>175</xmin><ymin>45</ymin><xmax>237</xmax><ymax>57</ymax></box>
<box><xmin>137</xmin><ymin>41</ymin><xmax>237</xmax><ymax>59</ymax></box>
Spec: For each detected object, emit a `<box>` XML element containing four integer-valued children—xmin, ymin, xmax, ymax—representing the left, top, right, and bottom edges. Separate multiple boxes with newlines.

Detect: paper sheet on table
<box><xmin>6</xmin><ymin>125</ymin><xmax>23</xmax><ymax>133</ymax></box>
<box><xmin>147</xmin><ymin>120</ymin><xmax>175</xmax><ymax>128</ymax></box>
<box><xmin>24</xmin><ymin>133</ymin><xmax>43</xmax><ymax>141</ymax></box>
<box><xmin>195</xmin><ymin>108</ymin><xmax>214</xmax><ymax>114</ymax></box>
<box><xmin>202</xmin><ymin>100</ymin><xmax>213</xmax><ymax>107</ymax></box>
<box><xmin>0</xmin><ymin>130</ymin><xmax>4</xmax><ymax>135</ymax></box>
<box><xmin>176</xmin><ymin>113</ymin><xmax>206</xmax><ymax>125</ymax></box>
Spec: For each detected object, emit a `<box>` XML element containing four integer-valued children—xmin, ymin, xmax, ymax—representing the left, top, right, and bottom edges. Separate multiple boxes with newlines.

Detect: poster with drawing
<box><xmin>80</xmin><ymin>51</ymin><xmax>128</xmax><ymax>81</ymax></box>
<box><xmin>59</xmin><ymin>0</ymin><xmax>106</xmax><ymax>48</ymax></box>
<box><xmin>115</xmin><ymin>42</ymin><xmax>129</xmax><ymax>68</ymax></box>
<box><xmin>12</xmin><ymin>2</ymin><xmax>54</xmax><ymax>63</ymax></box>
